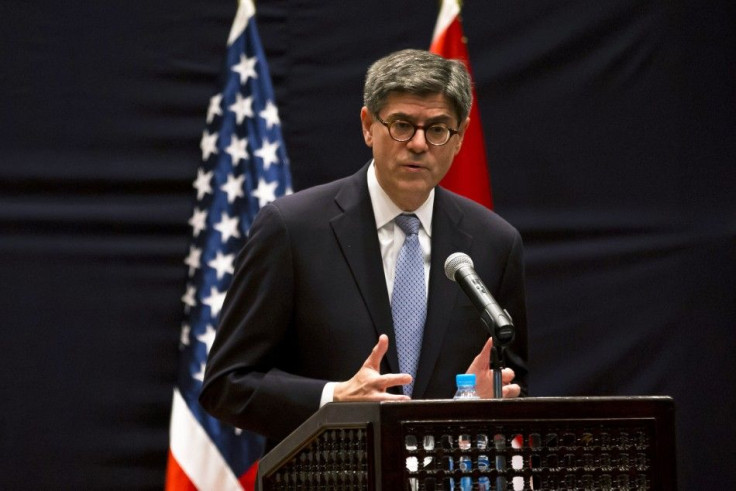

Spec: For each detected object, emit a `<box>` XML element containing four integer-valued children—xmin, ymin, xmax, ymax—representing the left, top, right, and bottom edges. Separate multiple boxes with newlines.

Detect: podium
<box><xmin>257</xmin><ymin>396</ymin><xmax>676</xmax><ymax>490</ymax></box>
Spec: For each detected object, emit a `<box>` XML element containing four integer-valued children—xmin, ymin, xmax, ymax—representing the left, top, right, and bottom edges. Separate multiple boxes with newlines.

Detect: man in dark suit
<box><xmin>200</xmin><ymin>49</ymin><xmax>528</xmax><ymax>446</ymax></box>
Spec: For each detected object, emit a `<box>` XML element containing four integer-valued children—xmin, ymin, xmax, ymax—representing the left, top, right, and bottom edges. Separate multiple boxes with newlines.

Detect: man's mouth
<box><xmin>402</xmin><ymin>162</ymin><xmax>425</xmax><ymax>170</ymax></box>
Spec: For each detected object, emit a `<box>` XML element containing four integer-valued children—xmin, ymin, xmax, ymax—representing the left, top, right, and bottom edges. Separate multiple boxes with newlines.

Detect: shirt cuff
<box><xmin>320</xmin><ymin>382</ymin><xmax>336</xmax><ymax>407</ymax></box>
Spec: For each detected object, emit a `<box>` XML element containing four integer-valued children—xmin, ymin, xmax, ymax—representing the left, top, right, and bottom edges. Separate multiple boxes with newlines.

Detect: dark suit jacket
<box><xmin>199</xmin><ymin>163</ymin><xmax>528</xmax><ymax>445</ymax></box>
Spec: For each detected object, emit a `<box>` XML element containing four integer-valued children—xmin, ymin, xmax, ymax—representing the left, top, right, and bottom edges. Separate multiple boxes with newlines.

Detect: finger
<box><xmin>502</xmin><ymin>383</ymin><xmax>521</xmax><ymax>398</ymax></box>
<box><xmin>369</xmin><ymin>393</ymin><xmax>411</xmax><ymax>402</ymax></box>
<box><xmin>466</xmin><ymin>337</ymin><xmax>493</xmax><ymax>373</ymax></box>
<box><xmin>364</xmin><ymin>334</ymin><xmax>389</xmax><ymax>370</ymax></box>
<box><xmin>501</xmin><ymin>367</ymin><xmax>516</xmax><ymax>384</ymax></box>
<box><xmin>376</xmin><ymin>373</ymin><xmax>413</xmax><ymax>391</ymax></box>
<box><xmin>479</xmin><ymin>336</ymin><xmax>493</xmax><ymax>361</ymax></box>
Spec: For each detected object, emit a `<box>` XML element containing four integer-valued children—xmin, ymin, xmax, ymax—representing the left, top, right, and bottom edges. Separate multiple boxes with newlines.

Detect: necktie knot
<box><xmin>395</xmin><ymin>214</ymin><xmax>420</xmax><ymax>236</ymax></box>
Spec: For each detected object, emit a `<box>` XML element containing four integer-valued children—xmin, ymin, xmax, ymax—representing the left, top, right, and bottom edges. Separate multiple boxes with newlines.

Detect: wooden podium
<box><xmin>256</xmin><ymin>396</ymin><xmax>676</xmax><ymax>490</ymax></box>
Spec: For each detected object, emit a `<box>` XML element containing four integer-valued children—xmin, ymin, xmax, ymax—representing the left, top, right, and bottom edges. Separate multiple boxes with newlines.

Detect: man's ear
<box><xmin>453</xmin><ymin>116</ymin><xmax>471</xmax><ymax>155</ymax></box>
<box><xmin>360</xmin><ymin>107</ymin><xmax>374</xmax><ymax>147</ymax></box>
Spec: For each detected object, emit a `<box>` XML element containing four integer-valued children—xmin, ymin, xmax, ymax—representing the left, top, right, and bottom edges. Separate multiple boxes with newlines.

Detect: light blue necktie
<box><xmin>391</xmin><ymin>214</ymin><xmax>427</xmax><ymax>397</ymax></box>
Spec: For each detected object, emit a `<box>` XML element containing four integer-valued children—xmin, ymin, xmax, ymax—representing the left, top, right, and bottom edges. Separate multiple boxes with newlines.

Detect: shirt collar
<box><xmin>367</xmin><ymin>160</ymin><xmax>434</xmax><ymax>236</ymax></box>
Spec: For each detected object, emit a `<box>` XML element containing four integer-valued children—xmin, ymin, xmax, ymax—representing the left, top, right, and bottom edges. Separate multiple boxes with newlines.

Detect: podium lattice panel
<box><xmin>401</xmin><ymin>418</ymin><xmax>655</xmax><ymax>490</ymax></box>
<box><xmin>262</xmin><ymin>426</ymin><xmax>370</xmax><ymax>490</ymax></box>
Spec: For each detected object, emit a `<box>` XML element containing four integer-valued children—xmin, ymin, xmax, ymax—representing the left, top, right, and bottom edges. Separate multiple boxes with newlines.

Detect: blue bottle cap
<box><xmin>456</xmin><ymin>373</ymin><xmax>476</xmax><ymax>387</ymax></box>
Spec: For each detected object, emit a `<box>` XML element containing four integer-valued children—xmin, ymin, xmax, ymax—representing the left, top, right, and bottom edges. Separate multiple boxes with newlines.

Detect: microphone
<box><xmin>444</xmin><ymin>252</ymin><xmax>515</xmax><ymax>346</ymax></box>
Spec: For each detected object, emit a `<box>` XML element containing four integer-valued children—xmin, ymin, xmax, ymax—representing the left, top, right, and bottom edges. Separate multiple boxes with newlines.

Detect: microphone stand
<box><xmin>491</xmin><ymin>346</ymin><xmax>503</xmax><ymax>399</ymax></box>
<box><xmin>480</xmin><ymin>309</ymin><xmax>513</xmax><ymax>399</ymax></box>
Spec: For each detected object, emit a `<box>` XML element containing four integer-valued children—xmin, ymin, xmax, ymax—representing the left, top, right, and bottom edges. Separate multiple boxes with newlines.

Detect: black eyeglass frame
<box><xmin>375</xmin><ymin>115</ymin><xmax>460</xmax><ymax>146</ymax></box>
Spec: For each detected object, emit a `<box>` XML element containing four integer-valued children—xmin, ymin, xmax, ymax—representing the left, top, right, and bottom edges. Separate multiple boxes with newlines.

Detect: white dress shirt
<box><xmin>367</xmin><ymin>161</ymin><xmax>433</xmax><ymax>298</ymax></box>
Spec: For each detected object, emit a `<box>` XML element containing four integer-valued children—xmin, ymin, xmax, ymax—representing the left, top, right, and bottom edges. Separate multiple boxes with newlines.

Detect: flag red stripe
<box><xmin>238</xmin><ymin>460</ymin><xmax>260</xmax><ymax>489</ymax></box>
<box><xmin>165</xmin><ymin>450</ymin><xmax>198</xmax><ymax>491</ymax></box>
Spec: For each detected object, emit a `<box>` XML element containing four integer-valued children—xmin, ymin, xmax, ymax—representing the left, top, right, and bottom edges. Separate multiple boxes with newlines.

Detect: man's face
<box><xmin>361</xmin><ymin>92</ymin><xmax>468</xmax><ymax>211</ymax></box>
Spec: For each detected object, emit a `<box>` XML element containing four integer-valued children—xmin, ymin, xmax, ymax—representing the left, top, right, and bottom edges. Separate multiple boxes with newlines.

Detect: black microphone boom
<box><xmin>444</xmin><ymin>252</ymin><xmax>515</xmax><ymax>346</ymax></box>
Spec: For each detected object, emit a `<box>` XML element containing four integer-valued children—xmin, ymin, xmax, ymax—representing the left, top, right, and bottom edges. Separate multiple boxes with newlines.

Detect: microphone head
<box><xmin>444</xmin><ymin>252</ymin><xmax>473</xmax><ymax>281</ymax></box>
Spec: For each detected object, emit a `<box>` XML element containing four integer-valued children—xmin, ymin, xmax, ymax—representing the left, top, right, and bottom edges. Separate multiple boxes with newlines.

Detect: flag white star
<box><xmin>200</xmin><ymin>130</ymin><xmax>219</xmax><ymax>161</ymax></box>
<box><xmin>220</xmin><ymin>173</ymin><xmax>246</xmax><ymax>204</ymax></box>
<box><xmin>202</xmin><ymin>286</ymin><xmax>227</xmax><ymax>318</ymax></box>
<box><xmin>254</xmin><ymin>138</ymin><xmax>281</xmax><ymax>172</ymax></box>
<box><xmin>259</xmin><ymin>100</ymin><xmax>280</xmax><ymax>129</ymax></box>
<box><xmin>225</xmin><ymin>134</ymin><xmax>249</xmax><ymax>165</ymax></box>
<box><xmin>251</xmin><ymin>177</ymin><xmax>279</xmax><ymax>208</ymax></box>
<box><xmin>180</xmin><ymin>323</ymin><xmax>191</xmax><ymax>347</ymax></box>
<box><xmin>214</xmin><ymin>212</ymin><xmax>241</xmax><ymax>243</ymax></box>
<box><xmin>196</xmin><ymin>324</ymin><xmax>217</xmax><ymax>355</ymax></box>
<box><xmin>192</xmin><ymin>168</ymin><xmax>213</xmax><ymax>200</ymax></box>
<box><xmin>229</xmin><ymin>93</ymin><xmax>254</xmax><ymax>124</ymax></box>
<box><xmin>183</xmin><ymin>245</ymin><xmax>202</xmax><ymax>276</ymax></box>
<box><xmin>188</xmin><ymin>208</ymin><xmax>208</xmax><ymax>237</ymax></box>
<box><xmin>192</xmin><ymin>362</ymin><xmax>206</xmax><ymax>382</ymax></box>
<box><xmin>206</xmin><ymin>93</ymin><xmax>223</xmax><ymax>123</ymax></box>
<box><xmin>208</xmin><ymin>251</ymin><xmax>235</xmax><ymax>280</ymax></box>
<box><xmin>181</xmin><ymin>284</ymin><xmax>197</xmax><ymax>309</ymax></box>
<box><xmin>231</xmin><ymin>53</ymin><xmax>258</xmax><ymax>84</ymax></box>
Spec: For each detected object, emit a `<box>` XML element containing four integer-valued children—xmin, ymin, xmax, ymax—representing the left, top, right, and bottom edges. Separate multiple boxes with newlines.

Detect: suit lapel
<box><xmin>412</xmin><ymin>189</ymin><xmax>473</xmax><ymax>398</ymax></box>
<box><xmin>330</xmin><ymin>164</ymin><xmax>400</xmax><ymax>374</ymax></box>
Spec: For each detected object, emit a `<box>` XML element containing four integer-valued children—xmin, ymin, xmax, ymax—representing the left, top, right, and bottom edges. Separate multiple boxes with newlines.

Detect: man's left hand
<box><xmin>465</xmin><ymin>337</ymin><xmax>521</xmax><ymax>399</ymax></box>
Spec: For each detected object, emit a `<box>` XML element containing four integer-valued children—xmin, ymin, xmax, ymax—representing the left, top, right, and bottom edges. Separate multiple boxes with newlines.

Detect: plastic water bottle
<box><xmin>453</xmin><ymin>373</ymin><xmax>480</xmax><ymax>400</ymax></box>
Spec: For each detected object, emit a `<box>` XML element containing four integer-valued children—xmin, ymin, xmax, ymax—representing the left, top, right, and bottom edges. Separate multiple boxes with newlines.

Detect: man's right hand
<box><xmin>333</xmin><ymin>334</ymin><xmax>413</xmax><ymax>402</ymax></box>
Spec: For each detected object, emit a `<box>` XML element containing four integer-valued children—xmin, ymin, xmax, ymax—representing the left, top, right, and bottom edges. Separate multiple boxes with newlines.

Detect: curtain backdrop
<box><xmin>1</xmin><ymin>0</ymin><xmax>734</xmax><ymax>488</ymax></box>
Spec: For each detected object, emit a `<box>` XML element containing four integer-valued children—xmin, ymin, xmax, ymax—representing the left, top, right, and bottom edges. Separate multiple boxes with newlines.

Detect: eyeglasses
<box><xmin>376</xmin><ymin>115</ymin><xmax>459</xmax><ymax>146</ymax></box>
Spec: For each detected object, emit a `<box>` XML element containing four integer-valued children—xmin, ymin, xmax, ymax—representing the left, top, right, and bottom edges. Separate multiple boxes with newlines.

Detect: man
<box><xmin>200</xmin><ymin>49</ymin><xmax>528</xmax><ymax>446</ymax></box>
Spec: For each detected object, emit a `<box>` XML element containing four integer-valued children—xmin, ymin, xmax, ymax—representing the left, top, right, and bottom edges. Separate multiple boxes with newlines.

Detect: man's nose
<box><xmin>405</xmin><ymin>127</ymin><xmax>429</xmax><ymax>151</ymax></box>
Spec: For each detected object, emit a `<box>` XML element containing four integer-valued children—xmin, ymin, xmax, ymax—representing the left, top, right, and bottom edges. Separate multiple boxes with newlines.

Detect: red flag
<box><xmin>430</xmin><ymin>0</ymin><xmax>493</xmax><ymax>209</ymax></box>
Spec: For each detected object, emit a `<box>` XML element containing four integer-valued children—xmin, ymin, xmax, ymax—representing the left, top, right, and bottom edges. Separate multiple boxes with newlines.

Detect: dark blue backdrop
<box><xmin>1</xmin><ymin>0</ymin><xmax>734</xmax><ymax>489</ymax></box>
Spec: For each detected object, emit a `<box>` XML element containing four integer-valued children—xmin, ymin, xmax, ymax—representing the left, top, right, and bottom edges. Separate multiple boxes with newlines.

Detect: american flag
<box><xmin>165</xmin><ymin>1</ymin><xmax>292</xmax><ymax>489</ymax></box>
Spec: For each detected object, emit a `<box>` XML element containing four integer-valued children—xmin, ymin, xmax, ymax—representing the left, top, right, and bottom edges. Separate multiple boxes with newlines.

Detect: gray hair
<box><xmin>363</xmin><ymin>49</ymin><xmax>472</xmax><ymax>123</ymax></box>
